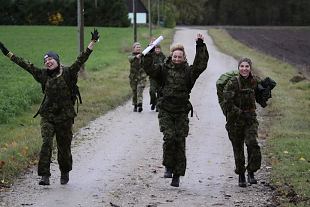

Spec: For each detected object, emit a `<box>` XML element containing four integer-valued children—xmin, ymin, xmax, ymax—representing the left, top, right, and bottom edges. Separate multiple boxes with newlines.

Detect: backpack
<box><xmin>216</xmin><ymin>70</ymin><xmax>239</xmax><ymax>115</ymax></box>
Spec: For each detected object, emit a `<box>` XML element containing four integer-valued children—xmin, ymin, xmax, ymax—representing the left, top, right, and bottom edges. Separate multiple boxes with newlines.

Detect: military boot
<box><xmin>137</xmin><ymin>103</ymin><xmax>143</xmax><ymax>112</ymax></box>
<box><xmin>248</xmin><ymin>172</ymin><xmax>258</xmax><ymax>184</ymax></box>
<box><xmin>60</xmin><ymin>172</ymin><xmax>69</xmax><ymax>185</ymax></box>
<box><xmin>133</xmin><ymin>104</ymin><xmax>137</xmax><ymax>112</ymax></box>
<box><xmin>39</xmin><ymin>176</ymin><xmax>50</xmax><ymax>185</ymax></box>
<box><xmin>171</xmin><ymin>175</ymin><xmax>180</xmax><ymax>187</ymax></box>
<box><xmin>151</xmin><ymin>104</ymin><xmax>156</xmax><ymax>111</ymax></box>
<box><xmin>238</xmin><ymin>174</ymin><xmax>247</xmax><ymax>187</ymax></box>
<box><xmin>163</xmin><ymin>167</ymin><xmax>173</xmax><ymax>178</ymax></box>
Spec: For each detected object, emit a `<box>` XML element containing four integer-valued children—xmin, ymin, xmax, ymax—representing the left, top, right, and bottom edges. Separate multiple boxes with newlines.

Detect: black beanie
<box><xmin>44</xmin><ymin>51</ymin><xmax>60</xmax><ymax>64</ymax></box>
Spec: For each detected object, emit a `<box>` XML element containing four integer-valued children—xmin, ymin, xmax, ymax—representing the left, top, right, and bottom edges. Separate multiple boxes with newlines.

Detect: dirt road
<box><xmin>0</xmin><ymin>27</ymin><xmax>273</xmax><ymax>207</ymax></box>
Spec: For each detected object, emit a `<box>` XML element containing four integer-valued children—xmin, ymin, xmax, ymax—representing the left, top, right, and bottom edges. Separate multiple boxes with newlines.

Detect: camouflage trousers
<box><xmin>158</xmin><ymin>109</ymin><xmax>189</xmax><ymax>176</ymax></box>
<box><xmin>149</xmin><ymin>78</ymin><xmax>159</xmax><ymax>106</ymax></box>
<box><xmin>38</xmin><ymin>118</ymin><xmax>73</xmax><ymax>176</ymax></box>
<box><xmin>130</xmin><ymin>78</ymin><xmax>146</xmax><ymax>105</ymax></box>
<box><xmin>225</xmin><ymin>119</ymin><xmax>261</xmax><ymax>174</ymax></box>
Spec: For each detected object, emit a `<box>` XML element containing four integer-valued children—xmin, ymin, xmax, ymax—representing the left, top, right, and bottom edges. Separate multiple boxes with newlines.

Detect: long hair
<box><xmin>238</xmin><ymin>57</ymin><xmax>252</xmax><ymax>69</ymax></box>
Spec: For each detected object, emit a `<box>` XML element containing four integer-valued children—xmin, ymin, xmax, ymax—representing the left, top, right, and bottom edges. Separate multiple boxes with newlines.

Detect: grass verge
<box><xmin>208</xmin><ymin>28</ymin><xmax>310</xmax><ymax>206</ymax></box>
<box><xmin>0</xmin><ymin>26</ymin><xmax>174</xmax><ymax>185</ymax></box>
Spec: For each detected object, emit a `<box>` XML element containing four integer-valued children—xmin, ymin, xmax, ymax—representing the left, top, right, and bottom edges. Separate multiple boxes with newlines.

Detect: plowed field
<box><xmin>226</xmin><ymin>27</ymin><xmax>310</xmax><ymax>77</ymax></box>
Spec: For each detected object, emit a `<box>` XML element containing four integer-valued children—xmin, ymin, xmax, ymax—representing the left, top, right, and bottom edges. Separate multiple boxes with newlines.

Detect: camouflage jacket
<box><xmin>143</xmin><ymin>43</ymin><xmax>209</xmax><ymax>113</ymax></box>
<box><xmin>153</xmin><ymin>52</ymin><xmax>166</xmax><ymax>65</ymax></box>
<box><xmin>223</xmin><ymin>74</ymin><xmax>261</xmax><ymax>118</ymax></box>
<box><xmin>10</xmin><ymin>48</ymin><xmax>93</xmax><ymax>122</ymax></box>
<box><xmin>128</xmin><ymin>52</ymin><xmax>147</xmax><ymax>81</ymax></box>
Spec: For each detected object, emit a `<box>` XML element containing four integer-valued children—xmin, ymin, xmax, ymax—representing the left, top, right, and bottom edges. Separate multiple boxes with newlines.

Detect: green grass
<box><xmin>0</xmin><ymin>25</ymin><xmax>174</xmax><ymax>184</ymax></box>
<box><xmin>209</xmin><ymin>28</ymin><xmax>310</xmax><ymax>206</ymax></box>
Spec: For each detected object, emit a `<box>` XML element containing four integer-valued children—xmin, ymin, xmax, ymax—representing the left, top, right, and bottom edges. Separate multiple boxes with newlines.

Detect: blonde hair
<box><xmin>132</xmin><ymin>42</ymin><xmax>141</xmax><ymax>49</ymax></box>
<box><xmin>170</xmin><ymin>43</ymin><xmax>186</xmax><ymax>59</ymax></box>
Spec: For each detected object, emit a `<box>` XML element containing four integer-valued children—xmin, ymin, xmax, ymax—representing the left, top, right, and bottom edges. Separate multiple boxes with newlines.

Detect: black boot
<box><xmin>151</xmin><ymin>104</ymin><xmax>156</xmax><ymax>110</ymax></box>
<box><xmin>39</xmin><ymin>176</ymin><xmax>50</xmax><ymax>185</ymax></box>
<box><xmin>238</xmin><ymin>174</ymin><xmax>247</xmax><ymax>187</ymax></box>
<box><xmin>248</xmin><ymin>172</ymin><xmax>257</xmax><ymax>184</ymax></box>
<box><xmin>60</xmin><ymin>172</ymin><xmax>69</xmax><ymax>185</ymax></box>
<box><xmin>137</xmin><ymin>103</ymin><xmax>143</xmax><ymax>112</ymax></box>
<box><xmin>133</xmin><ymin>104</ymin><xmax>137</xmax><ymax>112</ymax></box>
<box><xmin>171</xmin><ymin>175</ymin><xmax>180</xmax><ymax>187</ymax></box>
<box><xmin>163</xmin><ymin>167</ymin><xmax>173</xmax><ymax>178</ymax></box>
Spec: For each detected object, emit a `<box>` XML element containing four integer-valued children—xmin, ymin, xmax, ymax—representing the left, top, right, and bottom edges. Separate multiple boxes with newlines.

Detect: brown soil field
<box><xmin>226</xmin><ymin>27</ymin><xmax>310</xmax><ymax>78</ymax></box>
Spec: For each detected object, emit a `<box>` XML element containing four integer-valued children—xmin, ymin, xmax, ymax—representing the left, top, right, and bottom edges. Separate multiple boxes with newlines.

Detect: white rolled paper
<box><xmin>142</xmin><ymin>35</ymin><xmax>164</xmax><ymax>55</ymax></box>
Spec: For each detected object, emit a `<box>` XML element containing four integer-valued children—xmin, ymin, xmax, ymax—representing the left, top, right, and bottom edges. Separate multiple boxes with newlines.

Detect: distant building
<box><xmin>126</xmin><ymin>0</ymin><xmax>148</xmax><ymax>24</ymax></box>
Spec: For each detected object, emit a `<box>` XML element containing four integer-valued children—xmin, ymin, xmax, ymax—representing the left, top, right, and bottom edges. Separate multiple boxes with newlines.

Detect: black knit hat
<box><xmin>44</xmin><ymin>51</ymin><xmax>60</xmax><ymax>64</ymax></box>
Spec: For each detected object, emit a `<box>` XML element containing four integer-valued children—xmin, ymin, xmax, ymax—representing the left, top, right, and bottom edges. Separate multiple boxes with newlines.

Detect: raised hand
<box><xmin>196</xmin><ymin>33</ymin><xmax>204</xmax><ymax>46</ymax></box>
<box><xmin>91</xmin><ymin>28</ymin><xmax>100</xmax><ymax>42</ymax></box>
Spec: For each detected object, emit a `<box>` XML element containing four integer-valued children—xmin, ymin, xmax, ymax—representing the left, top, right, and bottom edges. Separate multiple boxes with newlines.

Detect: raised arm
<box><xmin>0</xmin><ymin>41</ymin><xmax>45</xmax><ymax>83</ymax></box>
<box><xmin>69</xmin><ymin>28</ymin><xmax>99</xmax><ymax>74</ymax></box>
<box><xmin>142</xmin><ymin>51</ymin><xmax>162</xmax><ymax>81</ymax></box>
<box><xmin>190</xmin><ymin>34</ymin><xmax>209</xmax><ymax>81</ymax></box>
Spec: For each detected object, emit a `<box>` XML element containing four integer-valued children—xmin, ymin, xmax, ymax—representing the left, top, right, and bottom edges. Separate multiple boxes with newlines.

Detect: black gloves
<box><xmin>261</xmin><ymin>89</ymin><xmax>271</xmax><ymax>100</ymax></box>
<box><xmin>196</xmin><ymin>38</ymin><xmax>204</xmax><ymax>47</ymax></box>
<box><xmin>0</xmin><ymin>42</ymin><xmax>9</xmax><ymax>56</ymax></box>
<box><xmin>255</xmin><ymin>77</ymin><xmax>276</xmax><ymax>108</ymax></box>
<box><xmin>91</xmin><ymin>28</ymin><xmax>100</xmax><ymax>42</ymax></box>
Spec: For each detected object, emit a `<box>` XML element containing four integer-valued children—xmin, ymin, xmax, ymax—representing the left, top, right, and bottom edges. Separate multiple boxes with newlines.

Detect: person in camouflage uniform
<box><xmin>0</xmin><ymin>29</ymin><xmax>99</xmax><ymax>186</ymax></box>
<box><xmin>149</xmin><ymin>45</ymin><xmax>166</xmax><ymax>111</ymax></box>
<box><xmin>223</xmin><ymin>58</ymin><xmax>262</xmax><ymax>187</ymax></box>
<box><xmin>143</xmin><ymin>34</ymin><xmax>209</xmax><ymax>187</ymax></box>
<box><xmin>128</xmin><ymin>42</ymin><xmax>147</xmax><ymax>112</ymax></box>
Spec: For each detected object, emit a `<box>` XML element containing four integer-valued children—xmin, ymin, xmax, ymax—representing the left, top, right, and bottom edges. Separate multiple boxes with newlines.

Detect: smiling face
<box><xmin>238</xmin><ymin>61</ymin><xmax>251</xmax><ymax>78</ymax></box>
<box><xmin>44</xmin><ymin>57</ymin><xmax>59</xmax><ymax>70</ymax></box>
<box><xmin>155</xmin><ymin>47</ymin><xmax>161</xmax><ymax>54</ymax></box>
<box><xmin>171</xmin><ymin>50</ymin><xmax>185</xmax><ymax>64</ymax></box>
<box><xmin>133</xmin><ymin>44</ymin><xmax>141</xmax><ymax>53</ymax></box>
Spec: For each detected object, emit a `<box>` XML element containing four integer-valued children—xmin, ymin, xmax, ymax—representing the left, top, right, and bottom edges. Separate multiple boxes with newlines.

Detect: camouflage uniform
<box><xmin>143</xmin><ymin>43</ymin><xmax>209</xmax><ymax>176</ymax></box>
<box><xmin>149</xmin><ymin>52</ymin><xmax>166</xmax><ymax>107</ymax></box>
<box><xmin>9</xmin><ymin>48</ymin><xmax>93</xmax><ymax>176</ymax></box>
<box><xmin>128</xmin><ymin>53</ymin><xmax>147</xmax><ymax>106</ymax></box>
<box><xmin>223</xmin><ymin>74</ymin><xmax>262</xmax><ymax>175</ymax></box>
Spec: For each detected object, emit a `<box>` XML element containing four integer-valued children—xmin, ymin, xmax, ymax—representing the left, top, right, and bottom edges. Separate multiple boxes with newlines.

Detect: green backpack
<box><xmin>216</xmin><ymin>70</ymin><xmax>239</xmax><ymax>115</ymax></box>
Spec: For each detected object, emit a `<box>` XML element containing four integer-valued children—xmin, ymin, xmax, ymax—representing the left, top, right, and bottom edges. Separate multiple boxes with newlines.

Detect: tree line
<box><xmin>1</xmin><ymin>0</ymin><xmax>309</xmax><ymax>26</ymax></box>
<box><xmin>0</xmin><ymin>0</ymin><xmax>130</xmax><ymax>26</ymax></box>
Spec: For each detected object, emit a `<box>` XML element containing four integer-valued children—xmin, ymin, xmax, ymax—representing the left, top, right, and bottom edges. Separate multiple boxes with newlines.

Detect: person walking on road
<box><xmin>149</xmin><ymin>44</ymin><xmax>166</xmax><ymax>111</ymax></box>
<box><xmin>128</xmin><ymin>42</ymin><xmax>147</xmax><ymax>112</ymax></box>
<box><xmin>143</xmin><ymin>34</ymin><xmax>209</xmax><ymax>187</ymax></box>
<box><xmin>223</xmin><ymin>58</ymin><xmax>263</xmax><ymax>187</ymax></box>
<box><xmin>0</xmin><ymin>29</ymin><xmax>99</xmax><ymax>186</ymax></box>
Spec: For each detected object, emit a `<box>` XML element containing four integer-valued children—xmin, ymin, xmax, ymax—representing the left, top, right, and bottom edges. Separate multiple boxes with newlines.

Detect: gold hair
<box><xmin>170</xmin><ymin>43</ymin><xmax>186</xmax><ymax>59</ymax></box>
<box><xmin>132</xmin><ymin>42</ymin><xmax>141</xmax><ymax>49</ymax></box>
